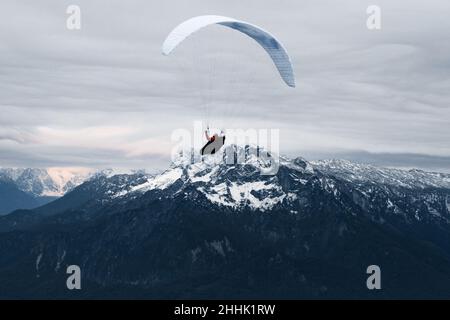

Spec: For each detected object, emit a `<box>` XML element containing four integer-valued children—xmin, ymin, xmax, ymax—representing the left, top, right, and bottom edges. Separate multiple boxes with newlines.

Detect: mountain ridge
<box><xmin>0</xmin><ymin>167</ymin><xmax>95</xmax><ymax>197</ymax></box>
<box><xmin>1</xmin><ymin>145</ymin><xmax>449</xmax><ymax>298</ymax></box>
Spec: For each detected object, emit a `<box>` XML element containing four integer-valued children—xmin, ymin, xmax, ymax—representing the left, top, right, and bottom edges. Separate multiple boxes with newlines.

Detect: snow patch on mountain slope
<box><xmin>228</xmin><ymin>181</ymin><xmax>283</xmax><ymax>210</ymax></box>
<box><xmin>96</xmin><ymin>168</ymin><xmax>149</xmax><ymax>179</ymax></box>
<box><xmin>188</xmin><ymin>163</ymin><xmax>219</xmax><ymax>183</ymax></box>
<box><xmin>36</xmin><ymin>252</ymin><xmax>43</xmax><ymax>273</ymax></box>
<box><xmin>47</xmin><ymin>167</ymin><xmax>92</xmax><ymax>187</ymax></box>
<box><xmin>281</xmin><ymin>156</ymin><xmax>314</xmax><ymax>174</ymax></box>
<box><xmin>130</xmin><ymin>168</ymin><xmax>182</xmax><ymax>193</ymax></box>
<box><xmin>45</xmin><ymin>167</ymin><xmax>94</xmax><ymax>196</ymax></box>
<box><xmin>197</xmin><ymin>181</ymin><xmax>296</xmax><ymax>211</ymax></box>
<box><xmin>199</xmin><ymin>183</ymin><xmax>233</xmax><ymax>207</ymax></box>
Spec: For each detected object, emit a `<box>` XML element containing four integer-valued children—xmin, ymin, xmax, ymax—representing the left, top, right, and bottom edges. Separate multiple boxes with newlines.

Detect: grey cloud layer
<box><xmin>0</xmin><ymin>0</ymin><xmax>449</xmax><ymax>170</ymax></box>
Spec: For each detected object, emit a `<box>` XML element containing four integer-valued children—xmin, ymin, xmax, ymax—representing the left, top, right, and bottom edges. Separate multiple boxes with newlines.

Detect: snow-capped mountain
<box><xmin>0</xmin><ymin>167</ymin><xmax>95</xmax><ymax>197</ymax></box>
<box><xmin>0</xmin><ymin>167</ymin><xmax>153</xmax><ymax>215</ymax></box>
<box><xmin>1</xmin><ymin>145</ymin><xmax>450</xmax><ymax>299</ymax></box>
<box><xmin>66</xmin><ymin>145</ymin><xmax>450</xmax><ymax>223</ymax></box>
<box><xmin>0</xmin><ymin>167</ymin><xmax>99</xmax><ymax>214</ymax></box>
<box><xmin>311</xmin><ymin>159</ymin><xmax>450</xmax><ymax>189</ymax></box>
<box><xmin>68</xmin><ymin>145</ymin><xmax>315</xmax><ymax>213</ymax></box>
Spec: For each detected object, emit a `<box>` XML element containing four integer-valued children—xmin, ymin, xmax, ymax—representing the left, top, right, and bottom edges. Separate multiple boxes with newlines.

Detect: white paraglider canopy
<box><xmin>162</xmin><ymin>15</ymin><xmax>296</xmax><ymax>88</ymax></box>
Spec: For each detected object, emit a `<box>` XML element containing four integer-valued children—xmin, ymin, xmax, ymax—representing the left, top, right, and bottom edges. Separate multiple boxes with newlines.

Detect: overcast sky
<box><xmin>0</xmin><ymin>0</ymin><xmax>449</xmax><ymax>172</ymax></box>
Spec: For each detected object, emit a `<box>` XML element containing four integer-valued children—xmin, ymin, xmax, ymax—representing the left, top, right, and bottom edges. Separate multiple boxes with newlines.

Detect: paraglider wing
<box><xmin>162</xmin><ymin>15</ymin><xmax>296</xmax><ymax>87</ymax></box>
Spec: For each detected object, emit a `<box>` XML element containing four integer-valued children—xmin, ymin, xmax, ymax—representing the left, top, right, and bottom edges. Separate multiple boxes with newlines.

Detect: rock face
<box><xmin>0</xmin><ymin>146</ymin><xmax>450</xmax><ymax>299</ymax></box>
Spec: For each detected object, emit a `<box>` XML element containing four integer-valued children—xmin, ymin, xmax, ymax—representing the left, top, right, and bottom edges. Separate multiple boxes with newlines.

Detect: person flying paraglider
<box><xmin>161</xmin><ymin>15</ymin><xmax>295</xmax><ymax>156</ymax></box>
<box><xmin>201</xmin><ymin>127</ymin><xmax>226</xmax><ymax>155</ymax></box>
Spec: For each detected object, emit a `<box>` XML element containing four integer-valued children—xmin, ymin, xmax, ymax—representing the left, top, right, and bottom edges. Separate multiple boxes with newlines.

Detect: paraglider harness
<box><xmin>201</xmin><ymin>129</ymin><xmax>226</xmax><ymax>155</ymax></box>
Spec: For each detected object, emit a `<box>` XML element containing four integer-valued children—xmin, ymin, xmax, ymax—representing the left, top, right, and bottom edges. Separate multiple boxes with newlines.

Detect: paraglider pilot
<box><xmin>201</xmin><ymin>127</ymin><xmax>225</xmax><ymax>155</ymax></box>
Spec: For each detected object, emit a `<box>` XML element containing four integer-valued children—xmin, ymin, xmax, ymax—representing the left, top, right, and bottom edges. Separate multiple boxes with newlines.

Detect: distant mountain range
<box><xmin>0</xmin><ymin>145</ymin><xmax>449</xmax><ymax>298</ymax></box>
<box><xmin>0</xmin><ymin>167</ymin><xmax>95</xmax><ymax>215</ymax></box>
